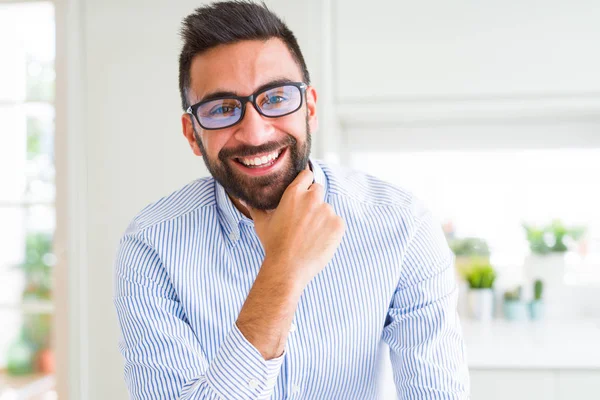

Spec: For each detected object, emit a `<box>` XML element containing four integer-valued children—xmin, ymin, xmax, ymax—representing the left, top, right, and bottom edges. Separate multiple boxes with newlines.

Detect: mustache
<box><xmin>218</xmin><ymin>135</ymin><xmax>297</xmax><ymax>160</ymax></box>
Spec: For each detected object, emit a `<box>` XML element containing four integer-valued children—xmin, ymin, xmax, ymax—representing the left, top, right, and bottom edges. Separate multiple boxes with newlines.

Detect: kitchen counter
<box><xmin>462</xmin><ymin>318</ymin><xmax>600</xmax><ymax>369</ymax></box>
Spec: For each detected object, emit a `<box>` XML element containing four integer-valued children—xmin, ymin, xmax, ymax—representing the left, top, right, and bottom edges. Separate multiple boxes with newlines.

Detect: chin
<box><xmin>242</xmin><ymin>185</ymin><xmax>287</xmax><ymax>211</ymax></box>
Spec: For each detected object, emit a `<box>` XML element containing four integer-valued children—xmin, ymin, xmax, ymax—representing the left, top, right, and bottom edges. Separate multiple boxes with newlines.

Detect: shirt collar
<box><xmin>215</xmin><ymin>158</ymin><xmax>328</xmax><ymax>241</ymax></box>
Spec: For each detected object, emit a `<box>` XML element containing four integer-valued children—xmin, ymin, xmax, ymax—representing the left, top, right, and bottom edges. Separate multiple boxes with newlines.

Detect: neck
<box><xmin>230</xmin><ymin>195</ymin><xmax>252</xmax><ymax>219</ymax></box>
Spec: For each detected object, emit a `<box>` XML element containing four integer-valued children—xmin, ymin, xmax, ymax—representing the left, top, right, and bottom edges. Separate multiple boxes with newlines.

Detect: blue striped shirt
<box><xmin>114</xmin><ymin>159</ymin><xmax>470</xmax><ymax>399</ymax></box>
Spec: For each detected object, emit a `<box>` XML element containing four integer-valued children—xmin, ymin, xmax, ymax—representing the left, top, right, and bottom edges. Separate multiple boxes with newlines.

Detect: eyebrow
<box><xmin>199</xmin><ymin>78</ymin><xmax>296</xmax><ymax>103</ymax></box>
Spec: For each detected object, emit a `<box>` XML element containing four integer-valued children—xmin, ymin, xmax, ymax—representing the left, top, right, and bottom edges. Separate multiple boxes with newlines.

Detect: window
<box><xmin>0</xmin><ymin>1</ymin><xmax>57</xmax><ymax>398</ymax></box>
<box><xmin>350</xmin><ymin>149</ymin><xmax>600</xmax><ymax>286</ymax></box>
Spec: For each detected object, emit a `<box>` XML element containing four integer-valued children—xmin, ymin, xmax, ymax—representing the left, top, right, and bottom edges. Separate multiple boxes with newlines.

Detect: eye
<box><xmin>209</xmin><ymin>104</ymin><xmax>238</xmax><ymax>116</ymax></box>
<box><xmin>264</xmin><ymin>95</ymin><xmax>286</xmax><ymax>104</ymax></box>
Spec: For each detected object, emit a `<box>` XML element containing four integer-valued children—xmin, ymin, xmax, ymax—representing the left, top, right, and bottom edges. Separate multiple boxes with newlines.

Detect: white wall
<box><xmin>333</xmin><ymin>0</ymin><xmax>600</xmax><ymax>156</ymax></box>
<box><xmin>335</xmin><ymin>0</ymin><xmax>600</xmax><ymax>100</ymax></box>
<box><xmin>63</xmin><ymin>0</ymin><xmax>600</xmax><ymax>399</ymax></box>
<box><xmin>82</xmin><ymin>2</ymin><xmax>207</xmax><ymax>398</ymax></box>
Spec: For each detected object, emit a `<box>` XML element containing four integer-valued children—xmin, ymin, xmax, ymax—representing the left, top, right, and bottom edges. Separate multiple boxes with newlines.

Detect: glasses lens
<box><xmin>256</xmin><ymin>85</ymin><xmax>302</xmax><ymax>117</ymax></box>
<box><xmin>196</xmin><ymin>98</ymin><xmax>243</xmax><ymax>129</ymax></box>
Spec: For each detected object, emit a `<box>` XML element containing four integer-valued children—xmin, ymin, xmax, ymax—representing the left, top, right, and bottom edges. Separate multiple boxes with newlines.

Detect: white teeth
<box><xmin>239</xmin><ymin>150</ymin><xmax>281</xmax><ymax>166</ymax></box>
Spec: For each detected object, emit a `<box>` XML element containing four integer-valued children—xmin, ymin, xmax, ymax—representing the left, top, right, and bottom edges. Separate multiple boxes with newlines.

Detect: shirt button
<box><xmin>266</xmin><ymin>376</ymin><xmax>277</xmax><ymax>386</ymax></box>
<box><xmin>292</xmin><ymin>383</ymin><xmax>301</xmax><ymax>394</ymax></box>
<box><xmin>289</xmin><ymin>323</ymin><xmax>297</xmax><ymax>333</ymax></box>
<box><xmin>248</xmin><ymin>378</ymin><xmax>259</xmax><ymax>389</ymax></box>
<box><xmin>228</xmin><ymin>231</ymin><xmax>239</xmax><ymax>241</ymax></box>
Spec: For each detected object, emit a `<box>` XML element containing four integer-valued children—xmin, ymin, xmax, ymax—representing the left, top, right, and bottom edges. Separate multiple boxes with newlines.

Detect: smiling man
<box><xmin>114</xmin><ymin>2</ymin><xmax>469</xmax><ymax>399</ymax></box>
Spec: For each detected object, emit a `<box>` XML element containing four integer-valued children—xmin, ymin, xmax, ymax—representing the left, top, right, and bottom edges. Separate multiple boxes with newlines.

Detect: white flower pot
<box><xmin>523</xmin><ymin>253</ymin><xmax>565</xmax><ymax>287</ymax></box>
<box><xmin>467</xmin><ymin>289</ymin><xmax>494</xmax><ymax>321</ymax></box>
<box><xmin>523</xmin><ymin>253</ymin><xmax>567</xmax><ymax>318</ymax></box>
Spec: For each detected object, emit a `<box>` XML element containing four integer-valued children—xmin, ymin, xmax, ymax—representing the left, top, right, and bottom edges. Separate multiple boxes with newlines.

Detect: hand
<box><xmin>244</xmin><ymin>169</ymin><xmax>345</xmax><ymax>287</ymax></box>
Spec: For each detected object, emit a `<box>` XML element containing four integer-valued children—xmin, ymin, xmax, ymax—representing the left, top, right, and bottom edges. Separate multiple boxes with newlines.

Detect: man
<box><xmin>114</xmin><ymin>1</ymin><xmax>470</xmax><ymax>399</ymax></box>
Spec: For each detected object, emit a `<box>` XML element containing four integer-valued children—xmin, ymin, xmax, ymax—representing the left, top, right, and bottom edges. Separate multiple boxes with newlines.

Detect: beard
<box><xmin>193</xmin><ymin>116</ymin><xmax>311</xmax><ymax>210</ymax></box>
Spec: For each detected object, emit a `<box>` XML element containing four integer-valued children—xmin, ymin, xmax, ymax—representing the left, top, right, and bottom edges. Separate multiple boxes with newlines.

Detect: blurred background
<box><xmin>1</xmin><ymin>0</ymin><xmax>599</xmax><ymax>399</ymax></box>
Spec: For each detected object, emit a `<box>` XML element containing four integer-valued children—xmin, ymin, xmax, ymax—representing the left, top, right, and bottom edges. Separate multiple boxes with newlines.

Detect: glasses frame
<box><xmin>186</xmin><ymin>81</ymin><xmax>308</xmax><ymax>130</ymax></box>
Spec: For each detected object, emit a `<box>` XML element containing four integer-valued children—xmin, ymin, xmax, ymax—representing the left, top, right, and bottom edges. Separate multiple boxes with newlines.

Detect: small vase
<box><xmin>524</xmin><ymin>253</ymin><xmax>566</xmax><ymax>318</ymax></box>
<box><xmin>503</xmin><ymin>300</ymin><xmax>528</xmax><ymax>321</ymax></box>
<box><xmin>467</xmin><ymin>288</ymin><xmax>494</xmax><ymax>321</ymax></box>
<box><xmin>529</xmin><ymin>300</ymin><xmax>545</xmax><ymax>320</ymax></box>
<box><xmin>37</xmin><ymin>347</ymin><xmax>55</xmax><ymax>374</ymax></box>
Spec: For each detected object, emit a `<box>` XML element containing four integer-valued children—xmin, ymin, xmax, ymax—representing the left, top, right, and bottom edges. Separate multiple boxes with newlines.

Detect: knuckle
<box><xmin>308</xmin><ymin>187</ymin><xmax>322</xmax><ymax>201</ymax></box>
<box><xmin>333</xmin><ymin>218</ymin><xmax>345</xmax><ymax>235</ymax></box>
<box><xmin>322</xmin><ymin>203</ymin><xmax>335</xmax><ymax>214</ymax></box>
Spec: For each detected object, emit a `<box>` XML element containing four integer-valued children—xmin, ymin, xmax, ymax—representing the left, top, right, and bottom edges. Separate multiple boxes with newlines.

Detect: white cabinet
<box><xmin>470</xmin><ymin>370</ymin><xmax>556</xmax><ymax>400</ymax></box>
<box><xmin>557</xmin><ymin>370</ymin><xmax>600</xmax><ymax>400</ymax></box>
<box><xmin>470</xmin><ymin>369</ymin><xmax>600</xmax><ymax>400</ymax></box>
<box><xmin>334</xmin><ymin>0</ymin><xmax>600</xmax><ymax>101</ymax></box>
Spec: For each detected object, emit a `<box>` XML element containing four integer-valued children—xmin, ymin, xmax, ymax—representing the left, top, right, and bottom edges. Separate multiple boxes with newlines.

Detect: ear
<box><xmin>305</xmin><ymin>86</ymin><xmax>319</xmax><ymax>134</ymax></box>
<box><xmin>181</xmin><ymin>113</ymin><xmax>203</xmax><ymax>157</ymax></box>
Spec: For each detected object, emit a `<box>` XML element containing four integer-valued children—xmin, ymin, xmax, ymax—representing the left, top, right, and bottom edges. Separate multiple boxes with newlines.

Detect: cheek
<box><xmin>274</xmin><ymin>114</ymin><xmax>307</xmax><ymax>141</ymax></box>
<box><xmin>201</xmin><ymin>133</ymin><xmax>230</xmax><ymax>158</ymax></box>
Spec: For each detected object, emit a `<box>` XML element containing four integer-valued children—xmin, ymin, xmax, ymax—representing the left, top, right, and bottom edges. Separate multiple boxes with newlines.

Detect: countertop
<box><xmin>462</xmin><ymin>318</ymin><xmax>600</xmax><ymax>369</ymax></box>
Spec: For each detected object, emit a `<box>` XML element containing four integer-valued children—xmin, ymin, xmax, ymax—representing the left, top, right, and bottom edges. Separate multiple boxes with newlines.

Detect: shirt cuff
<box><xmin>206</xmin><ymin>323</ymin><xmax>285</xmax><ymax>399</ymax></box>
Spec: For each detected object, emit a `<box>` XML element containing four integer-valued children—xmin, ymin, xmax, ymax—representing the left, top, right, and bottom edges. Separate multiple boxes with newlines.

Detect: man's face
<box><xmin>182</xmin><ymin>39</ymin><xmax>318</xmax><ymax>210</ymax></box>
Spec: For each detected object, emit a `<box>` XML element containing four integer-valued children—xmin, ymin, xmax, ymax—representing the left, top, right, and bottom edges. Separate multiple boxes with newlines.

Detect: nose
<box><xmin>233</xmin><ymin>101</ymin><xmax>277</xmax><ymax>146</ymax></box>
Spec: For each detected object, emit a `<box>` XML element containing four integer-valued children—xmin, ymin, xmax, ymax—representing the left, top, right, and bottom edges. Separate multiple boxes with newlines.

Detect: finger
<box><xmin>289</xmin><ymin>169</ymin><xmax>314</xmax><ymax>191</ymax></box>
<box><xmin>307</xmin><ymin>182</ymin><xmax>324</xmax><ymax>200</ymax></box>
<box><xmin>307</xmin><ymin>182</ymin><xmax>323</xmax><ymax>193</ymax></box>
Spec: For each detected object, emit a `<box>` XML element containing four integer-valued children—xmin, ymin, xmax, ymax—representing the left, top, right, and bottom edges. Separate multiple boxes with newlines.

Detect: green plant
<box><xmin>14</xmin><ymin>232</ymin><xmax>54</xmax><ymax>301</ymax></box>
<box><xmin>448</xmin><ymin>236</ymin><xmax>491</xmax><ymax>280</ymax></box>
<box><xmin>523</xmin><ymin>220</ymin><xmax>586</xmax><ymax>255</ymax></box>
<box><xmin>465</xmin><ymin>262</ymin><xmax>496</xmax><ymax>289</ymax></box>
<box><xmin>503</xmin><ymin>286</ymin><xmax>522</xmax><ymax>302</ymax></box>
<box><xmin>6</xmin><ymin>233</ymin><xmax>54</xmax><ymax>376</ymax></box>
<box><xmin>448</xmin><ymin>237</ymin><xmax>490</xmax><ymax>257</ymax></box>
<box><xmin>533</xmin><ymin>279</ymin><xmax>544</xmax><ymax>301</ymax></box>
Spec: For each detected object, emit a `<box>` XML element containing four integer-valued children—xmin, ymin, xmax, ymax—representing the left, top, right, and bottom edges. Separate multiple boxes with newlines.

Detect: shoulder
<box><xmin>123</xmin><ymin>176</ymin><xmax>216</xmax><ymax>237</ymax></box>
<box><xmin>318</xmin><ymin>161</ymin><xmax>429</xmax><ymax>220</ymax></box>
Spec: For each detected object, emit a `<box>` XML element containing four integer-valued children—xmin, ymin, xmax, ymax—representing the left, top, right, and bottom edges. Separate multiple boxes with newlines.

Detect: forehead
<box><xmin>189</xmin><ymin>38</ymin><xmax>304</xmax><ymax>101</ymax></box>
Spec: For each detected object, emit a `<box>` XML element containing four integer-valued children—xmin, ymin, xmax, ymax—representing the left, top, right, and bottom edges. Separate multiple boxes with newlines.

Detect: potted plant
<box><xmin>529</xmin><ymin>279</ymin><xmax>544</xmax><ymax>320</ymax></box>
<box><xmin>6</xmin><ymin>330</ymin><xmax>36</xmax><ymax>376</ymax></box>
<box><xmin>503</xmin><ymin>285</ymin><xmax>527</xmax><ymax>321</ymax></box>
<box><xmin>523</xmin><ymin>220</ymin><xmax>585</xmax><ymax>316</ymax></box>
<box><xmin>16</xmin><ymin>232</ymin><xmax>54</xmax><ymax>303</ymax></box>
<box><xmin>448</xmin><ymin>236</ymin><xmax>491</xmax><ymax>275</ymax></box>
<box><xmin>465</xmin><ymin>261</ymin><xmax>496</xmax><ymax>321</ymax></box>
<box><xmin>445</xmin><ymin>231</ymin><xmax>492</xmax><ymax>318</ymax></box>
<box><xmin>523</xmin><ymin>220</ymin><xmax>585</xmax><ymax>255</ymax></box>
<box><xmin>6</xmin><ymin>232</ymin><xmax>54</xmax><ymax>376</ymax></box>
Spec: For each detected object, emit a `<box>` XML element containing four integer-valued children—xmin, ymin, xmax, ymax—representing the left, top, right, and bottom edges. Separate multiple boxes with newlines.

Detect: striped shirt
<box><xmin>114</xmin><ymin>159</ymin><xmax>470</xmax><ymax>399</ymax></box>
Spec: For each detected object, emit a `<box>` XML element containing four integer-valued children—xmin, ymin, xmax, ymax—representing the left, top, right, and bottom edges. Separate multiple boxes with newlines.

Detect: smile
<box><xmin>232</xmin><ymin>147</ymin><xmax>288</xmax><ymax>176</ymax></box>
<box><xmin>235</xmin><ymin>148</ymin><xmax>284</xmax><ymax>168</ymax></box>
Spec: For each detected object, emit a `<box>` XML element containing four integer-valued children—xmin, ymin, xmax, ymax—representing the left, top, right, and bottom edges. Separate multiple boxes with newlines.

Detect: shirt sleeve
<box><xmin>114</xmin><ymin>228</ymin><xmax>285</xmax><ymax>400</ymax></box>
<box><xmin>381</xmin><ymin>200</ymin><xmax>470</xmax><ymax>399</ymax></box>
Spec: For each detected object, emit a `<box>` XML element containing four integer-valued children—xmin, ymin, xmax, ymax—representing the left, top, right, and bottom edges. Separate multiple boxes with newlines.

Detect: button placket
<box><xmin>266</xmin><ymin>376</ymin><xmax>277</xmax><ymax>387</ymax></box>
<box><xmin>292</xmin><ymin>383</ymin><xmax>301</xmax><ymax>395</ymax></box>
<box><xmin>228</xmin><ymin>230</ymin><xmax>239</xmax><ymax>241</ymax></box>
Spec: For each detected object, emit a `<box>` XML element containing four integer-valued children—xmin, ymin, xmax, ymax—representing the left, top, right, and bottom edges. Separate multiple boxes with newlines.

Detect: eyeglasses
<box><xmin>186</xmin><ymin>82</ymin><xmax>307</xmax><ymax>130</ymax></box>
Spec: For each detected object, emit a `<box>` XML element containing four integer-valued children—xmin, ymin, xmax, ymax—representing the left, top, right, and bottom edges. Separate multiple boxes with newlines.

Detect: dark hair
<box><xmin>178</xmin><ymin>1</ymin><xmax>311</xmax><ymax>111</ymax></box>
